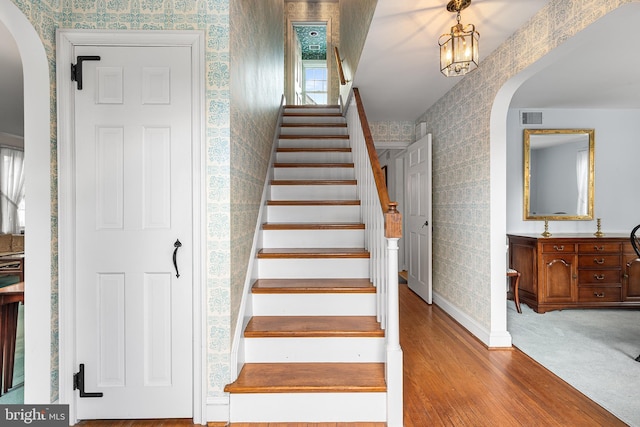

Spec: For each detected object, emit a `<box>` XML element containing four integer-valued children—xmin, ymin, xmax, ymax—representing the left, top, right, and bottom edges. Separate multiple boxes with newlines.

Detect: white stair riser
<box><xmin>228</xmin><ymin>392</ymin><xmax>386</xmax><ymax>423</ymax></box>
<box><xmin>280</xmin><ymin>127</ymin><xmax>347</xmax><ymax>136</ymax></box>
<box><xmin>271</xmin><ymin>184</ymin><xmax>357</xmax><ymax>200</ymax></box>
<box><xmin>252</xmin><ymin>293</ymin><xmax>376</xmax><ymax>316</ymax></box>
<box><xmin>273</xmin><ymin>167</ymin><xmax>354</xmax><ymax>180</ymax></box>
<box><xmin>276</xmin><ymin>151</ymin><xmax>352</xmax><ymax>163</ymax></box>
<box><xmin>277</xmin><ymin>138</ymin><xmax>350</xmax><ymax>149</ymax></box>
<box><xmin>267</xmin><ymin>205</ymin><xmax>361</xmax><ymax>223</ymax></box>
<box><xmin>244</xmin><ymin>337</ymin><xmax>385</xmax><ymax>363</ymax></box>
<box><xmin>257</xmin><ymin>258</ymin><xmax>369</xmax><ymax>279</ymax></box>
<box><xmin>262</xmin><ymin>229</ymin><xmax>364</xmax><ymax>248</ymax></box>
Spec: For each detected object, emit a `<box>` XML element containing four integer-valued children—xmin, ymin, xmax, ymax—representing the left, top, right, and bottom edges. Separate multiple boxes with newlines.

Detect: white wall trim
<box><xmin>56</xmin><ymin>29</ymin><xmax>206</xmax><ymax>425</ymax></box>
<box><xmin>0</xmin><ymin>0</ymin><xmax>52</xmax><ymax>405</ymax></box>
<box><xmin>206</xmin><ymin>396</ymin><xmax>230</xmax><ymax>423</ymax></box>
<box><xmin>434</xmin><ymin>291</ymin><xmax>505</xmax><ymax>347</ymax></box>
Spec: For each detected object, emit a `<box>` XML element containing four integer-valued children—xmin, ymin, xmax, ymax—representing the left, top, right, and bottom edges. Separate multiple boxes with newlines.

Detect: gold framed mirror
<box><xmin>523</xmin><ymin>128</ymin><xmax>595</xmax><ymax>220</ymax></box>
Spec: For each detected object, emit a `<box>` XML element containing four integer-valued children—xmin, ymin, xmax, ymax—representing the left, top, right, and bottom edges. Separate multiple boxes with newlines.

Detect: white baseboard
<box><xmin>433</xmin><ymin>291</ymin><xmax>511</xmax><ymax>348</ymax></box>
<box><xmin>206</xmin><ymin>396</ymin><xmax>229</xmax><ymax>424</ymax></box>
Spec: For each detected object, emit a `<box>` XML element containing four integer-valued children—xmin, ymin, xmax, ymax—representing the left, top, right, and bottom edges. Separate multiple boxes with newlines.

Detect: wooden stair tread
<box><xmin>281</xmin><ymin>122</ymin><xmax>347</xmax><ymax>127</ymax></box>
<box><xmin>274</xmin><ymin>162</ymin><xmax>354</xmax><ymax>168</ymax></box>
<box><xmin>279</xmin><ymin>134</ymin><xmax>349</xmax><ymax>139</ymax></box>
<box><xmin>271</xmin><ymin>179</ymin><xmax>356</xmax><ymax>185</ymax></box>
<box><xmin>285</xmin><ymin>104</ymin><xmax>341</xmax><ymax>108</ymax></box>
<box><xmin>257</xmin><ymin>248</ymin><xmax>370</xmax><ymax>259</ymax></box>
<box><xmin>244</xmin><ymin>316</ymin><xmax>383</xmax><ymax>338</ymax></box>
<box><xmin>277</xmin><ymin>147</ymin><xmax>351</xmax><ymax>152</ymax></box>
<box><xmin>224</xmin><ymin>363</ymin><xmax>386</xmax><ymax>393</ymax></box>
<box><xmin>262</xmin><ymin>222</ymin><xmax>364</xmax><ymax>230</ymax></box>
<box><xmin>267</xmin><ymin>200</ymin><xmax>360</xmax><ymax>206</ymax></box>
<box><xmin>283</xmin><ymin>112</ymin><xmax>343</xmax><ymax>117</ymax></box>
<box><xmin>252</xmin><ymin>278</ymin><xmax>374</xmax><ymax>293</ymax></box>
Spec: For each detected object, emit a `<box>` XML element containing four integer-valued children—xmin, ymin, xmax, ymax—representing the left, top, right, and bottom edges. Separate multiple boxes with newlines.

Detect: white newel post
<box><xmin>385</xmin><ymin>205</ymin><xmax>403</xmax><ymax>427</ymax></box>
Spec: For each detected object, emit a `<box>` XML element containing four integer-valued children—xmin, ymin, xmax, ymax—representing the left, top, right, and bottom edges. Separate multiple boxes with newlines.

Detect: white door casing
<box><xmin>57</xmin><ymin>30</ymin><xmax>205</xmax><ymax>424</ymax></box>
<box><xmin>406</xmin><ymin>134</ymin><xmax>433</xmax><ymax>304</ymax></box>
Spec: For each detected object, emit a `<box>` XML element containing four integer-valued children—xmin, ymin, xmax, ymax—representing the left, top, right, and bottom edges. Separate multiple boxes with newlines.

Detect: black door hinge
<box><xmin>73</xmin><ymin>363</ymin><xmax>104</xmax><ymax>398</ymax></box>
<box><xmin>71</xmin><ymin>56</ymin><xmax>101</xmax><ymax>90</ymax></box>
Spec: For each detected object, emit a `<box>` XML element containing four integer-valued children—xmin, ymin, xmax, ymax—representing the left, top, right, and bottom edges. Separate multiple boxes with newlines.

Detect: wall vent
<box><xmin>521</xmin><ymin>111</ymin><xmax>543</xmax><ymax>125</ymax></box>
<box><xmin>309</xmin><ymin>45</ymin><xmax>320</xmax><ymax>50</ymax></box>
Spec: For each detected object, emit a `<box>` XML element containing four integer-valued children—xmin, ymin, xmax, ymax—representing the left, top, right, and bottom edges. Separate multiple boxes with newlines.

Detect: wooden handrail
<box><xmin>334</xmin><ymin>46</ymin><xmax>347</xmax><ymax>86</ymax></box>
<box><xmin>352</xmin><ymin>88</ymin><xmax>402</xmax><ymax>239</ymax></box>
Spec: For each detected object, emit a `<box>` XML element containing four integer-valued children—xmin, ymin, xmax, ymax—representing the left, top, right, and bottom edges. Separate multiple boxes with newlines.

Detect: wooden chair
<box><xmin>507</xmin><ymin>268</ymin><xmax>522</xmax><ymax>314</ymax></box>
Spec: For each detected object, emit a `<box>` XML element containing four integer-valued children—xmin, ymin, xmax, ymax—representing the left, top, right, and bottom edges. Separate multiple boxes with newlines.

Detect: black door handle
<box><xmin>173</xmin><ymin>239</ymin><xmax>182</xmax><ymax>278</ymax></box>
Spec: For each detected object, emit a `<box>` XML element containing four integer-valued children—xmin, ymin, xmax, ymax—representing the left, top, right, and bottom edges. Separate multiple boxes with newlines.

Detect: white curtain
<box><xmin>576</xmin><ymin>149</ymin><xmax>588</xmax><ymax>216</ymax></box>
<box><xmin>0</xmin><ymin>148</ymin><xmax>25</xmax><ymax>234</ymax></box>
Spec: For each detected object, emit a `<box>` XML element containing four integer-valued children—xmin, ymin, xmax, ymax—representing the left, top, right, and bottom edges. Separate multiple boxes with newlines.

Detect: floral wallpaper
<box><xmin>6</xmin><ymin>0</ymin><xmax>639</xmax><ymax>417</ymax></box>
<box><xmin>369</xmin><ymin>121</ymin><xmax>414</xmax><ymax>144</ymax></box>
<box><xmin>416</xmin><ymin>0</ymin><xmax>639</xmax><ymax>329</ymax></box>
<box><xmin>338</xmin><ymin>0</ymin><xmax>376</xmax><ymax>102</ymax></box>
<box><xmin>229</xmin><ymin>0</ymin><xmax>284</xmax><ymax>343</ymax></box>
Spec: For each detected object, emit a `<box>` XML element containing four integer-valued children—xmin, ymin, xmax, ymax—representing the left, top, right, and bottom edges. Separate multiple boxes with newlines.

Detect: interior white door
<box><xmin>406</xmin><ymin>134</ymin><xmax>433</xmax><ymax>303</ymax></box>
<box><xmin>73</xmin><ymin>44</ymin><xmax>193</xmax><ymax>420</ymax></box>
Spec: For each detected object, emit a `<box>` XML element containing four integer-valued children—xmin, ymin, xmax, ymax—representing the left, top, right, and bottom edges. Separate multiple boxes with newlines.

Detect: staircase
<box><xmin>224</xmin><ymin>104</ymin><xmax>389</xmax><ymax>423</ymax></box>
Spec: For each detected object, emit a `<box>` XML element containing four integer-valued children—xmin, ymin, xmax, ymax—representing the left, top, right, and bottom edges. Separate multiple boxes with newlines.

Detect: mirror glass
<box><xmin>524</xmin><ymin>129</ymin><xmax>595</xmax><ymax>220</ymax></box>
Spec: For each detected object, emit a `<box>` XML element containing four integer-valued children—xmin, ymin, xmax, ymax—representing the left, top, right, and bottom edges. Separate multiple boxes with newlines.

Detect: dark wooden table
<box><xmin>0</xmin><ymin>281</ymin><xmax>23</xmax><ymax>394</ymax></box>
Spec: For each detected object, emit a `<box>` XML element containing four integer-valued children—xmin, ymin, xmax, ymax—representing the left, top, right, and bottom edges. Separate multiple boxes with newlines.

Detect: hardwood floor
<box><xmin>77</xmin><ymin>283</ymin><xmax>624</xmax><ymax>427</ymax></box>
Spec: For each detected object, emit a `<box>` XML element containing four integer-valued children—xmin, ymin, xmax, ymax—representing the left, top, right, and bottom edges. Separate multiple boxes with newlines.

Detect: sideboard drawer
<box><xmin>542</xmin><ymin>243</ymin><xmax>576</xmax><ymax>253</ymax></box>
<box><xmin>578</xmin><ymin>242</ymin><xmax>621</xmax><ymax>254</ymax></box>
<box><xmin>578</xmin><ymin>269</ymin><xmax>620</xmax><ymax>284</ymax></box>
<box><xmin>578</xmin><ymin>286</ymin><xmax>622</xmax><ymax>302</ymax></box>
<box><xmin>578</xmin><ymin>255</ymin><xmax>621</xmax><ymax>269</ymax></box>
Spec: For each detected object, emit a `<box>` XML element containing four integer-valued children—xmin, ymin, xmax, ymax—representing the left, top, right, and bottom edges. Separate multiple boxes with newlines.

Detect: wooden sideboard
<box><xmin>508</xmin><ymin>234</ymin><xmax>640</xmax><ymax>313</ymax></box>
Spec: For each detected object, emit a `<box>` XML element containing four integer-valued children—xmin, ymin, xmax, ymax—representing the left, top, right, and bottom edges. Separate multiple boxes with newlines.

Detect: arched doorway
<box><xmin>0</xmin><ymin>0</ymin><xmax>52</xmax><ymax>404</ymax></box>
<box><xmin>490</xmin><ymin>2</ymin><xmax>640</xmax><ymax>348</ymax></box>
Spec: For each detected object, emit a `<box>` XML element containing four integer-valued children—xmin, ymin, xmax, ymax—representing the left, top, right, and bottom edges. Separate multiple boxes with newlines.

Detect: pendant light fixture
<box><xmin>438</xmin><ymin>0</ymin><xmax>480</xmax><ymax>77</ymax></box>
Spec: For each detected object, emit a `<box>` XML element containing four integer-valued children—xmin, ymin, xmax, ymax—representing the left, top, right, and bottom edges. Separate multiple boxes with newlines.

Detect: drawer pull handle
<box><xmin>594</xmin><ymin>246</ymin><xmax>605</xmax><ymax>251</ymax></box>
<box><xmin>553</xmin><ymin>245</ymin><xmax>565</xmax><ymax>251</ymax></box>
<box><xmin>594</xmin><ymin>292</ymin><xmax>605</xmax><ymax>298</ymax></box>
<box><xmin>594</xmin><ymin>258</ymin><xmax>605</xmax><ymax>264</ymax></box>
<box><xmin>594</xmin><ymin>274</ymin><xmax>605</xmax><ymax>280</ymax></box>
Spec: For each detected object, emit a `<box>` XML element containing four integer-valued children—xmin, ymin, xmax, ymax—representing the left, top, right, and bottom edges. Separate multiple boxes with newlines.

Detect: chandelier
<box><xmin>438</xmin><ymin>0</ymin><xmax>480</xmax><ymax>77</ymax></box>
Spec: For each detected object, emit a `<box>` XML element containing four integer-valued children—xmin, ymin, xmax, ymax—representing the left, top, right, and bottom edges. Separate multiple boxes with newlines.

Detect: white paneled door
<box><xmin>406</xmin><ymin>134</ymin><xmax>433</xmax><ymax>304</ymax></box>
<box><xmin>73</xmin><ymin>45</ymin><xmax>193</xmax><ymax>419</ymax></box>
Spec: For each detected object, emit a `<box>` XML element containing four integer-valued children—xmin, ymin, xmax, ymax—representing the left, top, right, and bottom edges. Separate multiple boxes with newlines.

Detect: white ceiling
<box><xmin>2</xmin><ymin>1</ymin><xmax>640</xmax><ymax>140</ymax></box>
<box><xmin>355</xmin><ymin>0</ymin><xmax>640</xmax><ymax>122</ymax></box>
<box><xmin>355</xmin><ymin>0</ymin><xmax>551</xmax><ymax>122</ymax></box>
<box><xmin>509</xmin><ymin>3</ymin><xmax>640</xmax><ymax>110</ymax></box>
